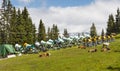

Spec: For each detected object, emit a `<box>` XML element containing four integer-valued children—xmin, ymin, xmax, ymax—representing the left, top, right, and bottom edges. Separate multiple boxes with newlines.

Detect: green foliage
<box><xmin>63</xmin><ymin>28</ymin><xmax>69</xmax><ymax>38</ymax></box>
<box><xmin>15</xmin><ymin>9</ymin><xmax>26</xmax><ymax>44</ymax></box>
<box><xmin>32</xmin><ymin>24</ymin><xmax>37</xmax><ymax>43</ymax></box>
<box><xmin>107</xmin><ymin>8</ymin><xmax>120</xmax><ymax>35</ymax></box>
<box><xmin>9</xmin><ymin>7</ymin><xmax>17</xmax><ymax>44</ymax></box>
<box><xmin>0</xmin><ymin>0</ymin><xmax>13</xmax><ymax>44</ymax></box>
<box><xmin>0</xmin><ymin>1</ymin><xmax>36</xmax><ymax>44</ymax></box>
<box><xmin>101</xmin><ymin>29</ymin><xmax>105</xmax><ymax>36</ymax></box>
<box><xmin>47</xmin><ymin>24</ymin><xmax>59</xmax><ymax>40</ymax></box>
<box><xmin>12</xmin><ymin>7</ymin><xmax>36</xmax><ymax>44</ymax></box>
<box><xmin>51</xmin><ymin>24</ymin><xmax>59</xmax><ymax>40</ymax></box>
<box><xmin>115</xmin><ymin>8</ymin><xmax>120</xmax><ymax>34</ymax></box>
<box><xmin>106</xmin><ymin>14</ymin><xmax>115</xmax><ymax>35</ymax></box>
<box><xmin>38</xmin><ymin>19</ymin><xmax>46</xmax><ymax>41</ymax></box>
<box><xmin>47</xmin><ymin>27</ymin><xmax>51</xmax><ymax>40</ymax></box>
<box><xmin>90</xmin><ymin>23</ymin><xmax>97</xmax><ymax>37</ymax></box>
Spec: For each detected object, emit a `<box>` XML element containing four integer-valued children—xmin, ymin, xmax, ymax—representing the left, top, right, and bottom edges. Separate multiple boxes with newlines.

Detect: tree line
<box><xmin>0</xmin><ymin>0</ymin><xmax>120</xmax><ymax>45</ymax></box>
<box><xmin>90</xmin><ymin>8</ymin><xmax>120</xmax><ymax>37</ymax></box>
<box><xmin>0</xmin><ymin>1</ymin><xmax>36</xmax><ymax>44</ymax></box>
<box><xmin>0</xmin><ymin>0</ymin><xmax>69</xmax><ymax>44</ymax></box>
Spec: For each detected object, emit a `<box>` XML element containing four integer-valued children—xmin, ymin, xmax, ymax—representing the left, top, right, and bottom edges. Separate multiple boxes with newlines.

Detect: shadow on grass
<box><xmin>107</xmin><ymin>66</ymin><xmax>120</xmax><ymax>71</ymax></box>
<box><xmin>114</xmin><ymin>50</ymin><xmax>120</xmax><ymax>52</ymax></box>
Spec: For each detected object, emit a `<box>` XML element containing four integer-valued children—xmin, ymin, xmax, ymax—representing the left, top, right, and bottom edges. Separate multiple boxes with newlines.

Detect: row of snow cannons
<box><xmin>81</xmin><ymin>35</ymin><xmax>115</xmax><ymax>48</ymax></box>
<box><xmin>14</xmin><ymin>36</ymin><xmax>82</xmax><ymax>54</ymax></box>
<box><xmin>14</xmin><ymin>34</ymin><xmax>115</xmax><ymax>55</ymax></box>
<box><xmin>78</xmin><ymin>34</ymin><xmax>115</xmax><ymax>53</ymax></box>
<box><xmin>0</xmin><ymin>34</ymin><xmax>115</xmax><ymax>58</ymax></box>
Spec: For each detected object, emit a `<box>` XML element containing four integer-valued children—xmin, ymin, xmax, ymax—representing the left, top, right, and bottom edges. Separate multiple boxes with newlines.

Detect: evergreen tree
<box><xmin>106</xmin><ymin>14</ymin><xmax>115</xmax><ymax>35</ymax></box>
<box><xmin>50</xmin><ymin>28</ymin><xmax>53</xmax><ymax>39</ymax></box>
<box><xmin>101</xmin><ymin>29</ymin><xmax>105</xmax><ymax>36</ymax></box>
<box><xmin>0</xmin><ymin>1</ymin><xmax>36</xmax><ymax>44</ymax></box>
<box><xmin>47</xmin><ymin>27</ymin><xmax>51</xmax><ymax>40</ymax></box>
<box><xmin>21</xmin><ymin>7</ymin><xmax>36</xmax><ymax>44</ymax></box>
<box><xmin>32</xmin><ymin>24</ymin><xmax>36</xmax><ymax>43</ymax></box>
<box><xmin>115</xmin><ymin>8</ymin><xmax>120</xmax><ymax>34</ymax></box>
<box><xmin>50</xmin><ymin>25</ymin><xmax>54</xmax><ymax>40</ymax></box>
<box><xmin>22</xmin><ymin>7</ymin><xmax>29</xmax><ymax>20</ymax></box>
<box><xmin>51</xmin><ymin>24</ymin><xmax>59</xmax><ymax>40</ymax></box>
<box><xmin>54</xmin><ymin>24</ymin><xmax>59</xmax><ymax>39</ymax></box>
<box><xmin>90</xmin><ymin>23</ymin><xmax>97</xmax><ymax>37</ymax></box>
<box><xmin>78</xmin><ymin>33</ymin><xmax>80</xmax><ymax>37</ymax></box>
<box><xmin>0</xmin><ymin>0</ymin><xmax>13</xmax><ymax>43</ymax></box>
<box><xmin>63</xmin><ymin>28</ymin><xmax>69</xmax><ymax>38</ymax></box>
<box><xmin>26</xmin><ymin>17</ymin><xmax>35</xmax><ymax>44</ymax></box>
<box><xmin>38</xmin><ymin>19</ymin><xmax>46</xmax><ymax>41</ymax></box>
<box><xmin>21</xmin><ymin>7</ymin><xmax>29</xmax><ymax>42</ymax></box>
<box><xmin>9</xmin><ymin>7</ymin><xmax>17</xmax><ymax>44</ymax></box>
<box><xmin>16</xmin><ymin>9</ymin><xmax>26</xmax><ymax>44</ymax></box>
<box><xmin>0</xmin><ymin>11</ymin><xmax>6</xmax><ymax>44</ymax></box>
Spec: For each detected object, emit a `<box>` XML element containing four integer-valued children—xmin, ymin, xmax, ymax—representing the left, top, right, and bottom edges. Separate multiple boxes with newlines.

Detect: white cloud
<box><xmin>28</xmin><ymin>0</ymin><xmax>120</xmax><ymax>34</ymax></box>
<box><xmin>18</xmin><ymin>0</ymin><xmax>33</xmax><ymax>3</ymax></box>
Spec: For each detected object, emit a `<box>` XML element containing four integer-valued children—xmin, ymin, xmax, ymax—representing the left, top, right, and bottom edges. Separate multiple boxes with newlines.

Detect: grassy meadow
<box><xmin>0</xmin><ymin>38</ymin><xmax>120</xmax><ymax>71</ymax></box>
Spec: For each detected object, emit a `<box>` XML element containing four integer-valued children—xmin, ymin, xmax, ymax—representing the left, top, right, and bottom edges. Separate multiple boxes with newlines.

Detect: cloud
<box><xmin>28</xmin><ymin>0</ymin><xmax>120</xmax><ymax>34</ymax></box>
<box><xmin>18</xmin><ymin>0</ymin><xmax>34</xmax><ymax>4</ymax></box>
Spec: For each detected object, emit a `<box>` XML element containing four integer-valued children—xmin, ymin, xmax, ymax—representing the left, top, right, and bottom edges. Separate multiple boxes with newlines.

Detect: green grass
<box><xmin>0</xmin><ymin>39</ymin><xmax>120</xmax><ymax>71</ymax></box>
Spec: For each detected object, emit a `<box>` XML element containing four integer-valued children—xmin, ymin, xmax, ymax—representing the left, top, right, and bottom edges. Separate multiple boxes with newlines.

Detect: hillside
<box><xmin>0</xmin><ymin>38</ymin><xmax>120</xmax><ymax>71</ymax></box>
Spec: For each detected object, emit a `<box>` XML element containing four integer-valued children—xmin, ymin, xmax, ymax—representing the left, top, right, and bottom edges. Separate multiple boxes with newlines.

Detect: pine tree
<box><xmin>1</xmin><ymin>0</ymin><xmax>13</xmax><ymax>43</ymax></box>
<box><xmin>38</xmin><ymin>19</ymin><xmax>46</xmax><ymax>41</ymax></box>
<box><xmin>21</xmin><ymin>7</ymin><xmax>36</xmax><ymax>44</ymax></box>
<box><xmin>90</xmin><ymin>23</ymin><xmax>97</xmax><ymax>37</ymax></box>
<box><xmin>115</xmin><ymin>8</ymin><xmax>120</xmax><ymax>34</ymax></box>
<box><xmin>101</xmin><ymin>29</ymin><xmax>105</xmax><ymax>36</ymax></box>
<box><xmin>78</xmin><ymin>33</ymin><xmax>80</xmax><ymax>37</ymax></box>
<box><xmin>63</xmin><ymin>28</ymin><xmax>69</xmax><ymax>38</ymax></box>
<box><xmin>47</xmin><ymin>27</ymin><xmax>51</xmax><ymax>40</ymax></box>
<box><xmin>16</xmin><ymin>9</ymin><xmax>26</xmax><ymax>44</ymax></box>
<box><xmin>106</xmin><ymin>14</ymin><xmax>115</xmax><ymax>35</ymax></box>
<box><xmin>22</xmin><ymin>7</ymin><xmax>29</xmax><ymax>20</ymax></box>
<box><xmin>50</xmin><ymin>28</ymin><xmax>53</xmax><ymax>39</ymax></box>
<box><xmin>27</xmin><ymin>17</ymin><xmax>35</xmax><ymax>44</ymax></box>
<box><xmin>9</xmin><ymin>7</ymin><xmax>17</xmax><ymax>44</ymax></box>
<box><xmin>54</xmin><ymin>25</ymin><xmax>59</xmax><ymax>39</ymax></box>
<box><xmin>0</xmin><ymin>1</ymin><xmax>36</xmax><ymax>44</ymax></box>
<box><xmin>0</xmin><ymin>10</ymin><xmax>6</xmax><ymax>44</ymax></box>
<box><xmin>51</xmin><ymin>25</ymin><xmax>55</xmax><ymax>40</ymax></box>
<box><xmin>51</xmin><ymin>24</ymin><xmax>59</xmax><ymax>40</ymax></box>
<box><xmin>21</xmin><ymin>7</ymin><xmax>29</xmax><ymax>43</ymax></box>
<box><xmin>32</xmin><ymin>24</ymin><xmax>36</xmax><ymax>43</ymax></box>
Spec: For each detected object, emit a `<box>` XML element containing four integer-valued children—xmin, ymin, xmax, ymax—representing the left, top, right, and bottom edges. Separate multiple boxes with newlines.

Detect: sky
<box><xmin>1</xmin><ymin>0</ymin><xmax>120</xmax><ymax>34</ymax></box>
